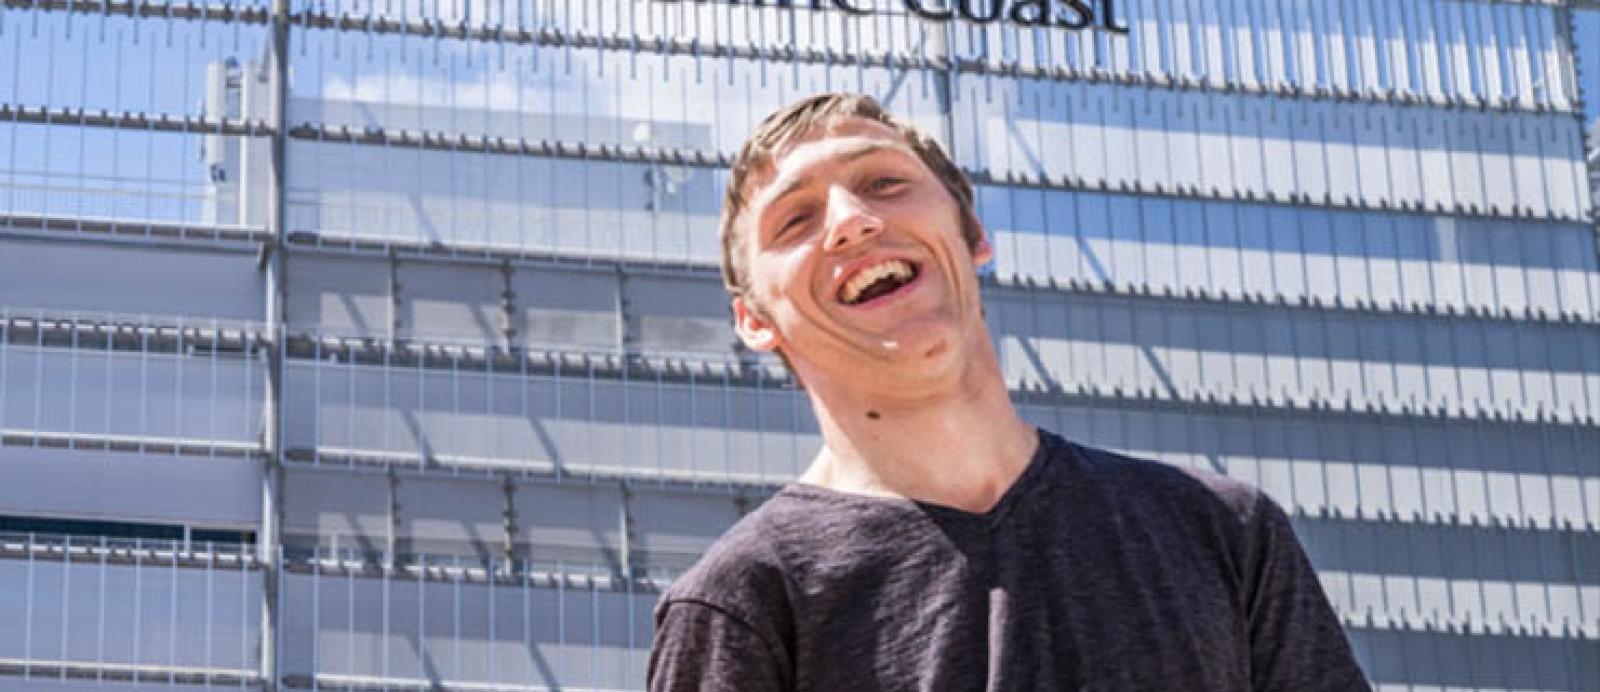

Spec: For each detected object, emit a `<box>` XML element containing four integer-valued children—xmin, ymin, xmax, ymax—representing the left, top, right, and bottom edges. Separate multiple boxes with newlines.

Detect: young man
<box><xmin>647</xmin><ymin>93</ymin><xmax>1372</xmax><ymax>692</ymax></box>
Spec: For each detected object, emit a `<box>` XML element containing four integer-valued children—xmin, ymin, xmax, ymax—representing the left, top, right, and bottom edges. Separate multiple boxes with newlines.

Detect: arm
<box><xmin>648</xmin><ymin>600</ymin><xmax>792</xmax><ymax>692</ymax></box>
<box><xmin>1244</xmin><ymin>495</ymin><xmax>1374</xmax><ymax>692</ymax></box>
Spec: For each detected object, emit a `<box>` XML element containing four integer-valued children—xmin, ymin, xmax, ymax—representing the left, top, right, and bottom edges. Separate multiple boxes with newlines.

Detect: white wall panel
<box><xmin>281</xmin><ymin>466</ymin><xmax>742</xmax><ymax>576</ymax></box>
<box><xmin>286</xmin><ymin>254</ymin><xmax>392</xmax><ymax>337</ymax></box>
<box><xmin>960</xmin><ymin>83</ymin><xmax>1589</xmax><ymax>220</ymax></box>
<box><xmin>0</xmin><ymin>446</ymin><xmax>261</xmax><ymax>529</ymax></box>
<box><xmin>0</xmin><ymin>680</ymin><xmax>259</xmax><ymax>692</ymax></box>
<box><xmin>0</xmin><ymin>343</ymin><xmax>263</xmax><ymax>447</ymax></box>
<box><xmin>279</xmin><ymin>570</ymin><xmax>655</xmax><ymax>692</ymax></box>
<box><xmin>516</xmin><ymin>270</ymin><xmax>621</xmax><ymax>351</ymax></box>
<box><xmin>626</xmin><ymin>275</ymin><xmax>731</xmax><ymax>356</ymax></box>
<box><xmin>397</xmin><ymin>263</ymin><xmax>505</xmax><ymax>346</ymax></box>
<box><xmin>0</xmin><ymin>557</ymin><xmax>260</xmax><ymax>674</ymax></box>
<box><xmin>0</xmin><ymin>239</ymin><xmax>260</xmax><ymax>322</ymax></box>
<box><xmin>283</xmin><ymin>357</ymin><xmax>819</xmax><ymax>485</ymax></box>
<box><xmin>987</xmin><ymin>289</ymin><xmax>1600</xmax><ymax>419</ymax></box>
<box><xmin>283</xmin><ymin>470</ymin><xmax>390</xmax><ymax>551</ymax></box>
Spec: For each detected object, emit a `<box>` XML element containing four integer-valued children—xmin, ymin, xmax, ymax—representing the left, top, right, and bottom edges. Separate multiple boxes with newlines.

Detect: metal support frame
<box><xmin>500</xmin><ymin>474</ymin><xmax>519</xmax><ymax>570</ymax></box>
<box><xmin>499</xmin><ymin>260</ymin><xmax>519</xmax><ymax>351</ymax></box>
<box><xmin>388</xmin><ymin>250</ymin><xmax>402</xmax><ymax>342</ymax></box>
<box><xmin>615</xmin><ymin>265</ymin><xmax>633</xmax><ymax>356</ymax></box>
<box><xmin>259</xmin><ymin>0</ymin><xmax>290</xmax><ymax>689</ymax></box>
<box><xmin>617</xmin><ymin>481</ymin><xmax>636</xmax><ymax>582</ymax></box>
<box><xmin>386</xmin><ymin>466</ymin><xmax>401</xmax><ymax>569</ymax></box>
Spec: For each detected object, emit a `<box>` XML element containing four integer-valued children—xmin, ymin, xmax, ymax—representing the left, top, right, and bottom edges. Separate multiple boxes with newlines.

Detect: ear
<box><xmin>732</xmin><ymin>295</ymin><xmax>783</xmax><ymax>353</ymax></box>
<box><xmin>969</xmin><ymin>216</ymin><xmax>994</xmax><ymax>267</ymax></box>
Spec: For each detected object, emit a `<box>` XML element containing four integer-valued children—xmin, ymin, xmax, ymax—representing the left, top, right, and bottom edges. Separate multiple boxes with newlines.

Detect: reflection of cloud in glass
<box><xmin>0</xmin><ymin>8</ymin><xmax>269</xmax><ymax>117</ymax></box>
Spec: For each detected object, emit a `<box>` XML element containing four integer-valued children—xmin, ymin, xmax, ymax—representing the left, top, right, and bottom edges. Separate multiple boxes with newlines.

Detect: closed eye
<box><xmin>778</xmin><ymin>211</ymin><xmax>813</xmax><ymax>238</ymax></box>
<box><xmin>867</xmin><ymin>176</ymin><xmax>909</xmax><ymax>195</ymax></box>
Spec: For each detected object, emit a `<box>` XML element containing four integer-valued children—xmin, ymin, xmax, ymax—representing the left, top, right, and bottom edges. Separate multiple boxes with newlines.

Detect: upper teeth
<box><xmin>841</xmin><ymin>260</ymin><xmax>914</xmax><ymax>304</ymax></box>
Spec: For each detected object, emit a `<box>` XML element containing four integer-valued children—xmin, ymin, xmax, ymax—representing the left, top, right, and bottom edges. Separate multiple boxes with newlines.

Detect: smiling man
<box><xmin>646</xmin><ymin>94</ymin><xmax>1372</xmax><ymax>692</ymax></box>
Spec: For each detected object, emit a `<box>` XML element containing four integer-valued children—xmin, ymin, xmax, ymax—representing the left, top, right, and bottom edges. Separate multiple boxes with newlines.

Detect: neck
<box><xmin>797</xmin><ymin>336</ymin><xmax>1039</xmax><ymax>514</ymax></box>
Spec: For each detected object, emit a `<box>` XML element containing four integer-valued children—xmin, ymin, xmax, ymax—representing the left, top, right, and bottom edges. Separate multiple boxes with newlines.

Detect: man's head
<box><xmin>720</xmin><ymin>94</ymin><xmax>982</xmax><ymax>297</ymax></box>
<box><xmin>718</xmin><ymin>93</ymin><xmax>994</xmax><ymax>396</ymax></box>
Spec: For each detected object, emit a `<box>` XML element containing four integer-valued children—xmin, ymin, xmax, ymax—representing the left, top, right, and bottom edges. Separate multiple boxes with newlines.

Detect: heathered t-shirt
<box><xmin>648</xmin><ymin>429</ymin><xmax>1372</xmax><ymax>692</ymax></box>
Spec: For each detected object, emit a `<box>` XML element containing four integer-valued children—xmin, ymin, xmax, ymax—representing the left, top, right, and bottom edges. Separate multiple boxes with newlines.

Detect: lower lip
<box><xmin>843</xmin><ymin>269</ymin><xmax>925</xmax><ymax>311</ymax></box>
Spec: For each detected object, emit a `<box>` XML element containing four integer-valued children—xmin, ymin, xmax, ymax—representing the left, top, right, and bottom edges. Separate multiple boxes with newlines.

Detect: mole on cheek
<box><xmin>866</xmin><ymin>410</ymin><xmax>881</xmax><ymax>420</ymax></box>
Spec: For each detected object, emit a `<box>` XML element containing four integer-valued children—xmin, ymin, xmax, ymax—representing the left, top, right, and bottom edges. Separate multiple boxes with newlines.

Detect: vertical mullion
<box><xmin>586</xmin><ymin>358</ymin><xmax>596</xmax><ymax>481</ymax></box>
<box><xmin>32</xmin><ymin>310</ymin><xmax>43</xmax><ymax>444</ymax></box>
<box><xmin>132</xmin><ymin>540</ymin><xmax>142</xmax><ymax>683</ymax></box>
<box><xmin>381</xmin><ymin>556</ymin><xmax>391</xmax><ymax>684</ymax></box>
<box><xmin>654</xmin><ymin>362</ymin><xmax>664</xmax><ymax>482</ymax></box>
<box><xmin>96</xmin><ymin>536</ymin><xmax>106</xmax><ymax>683</ymax></box>
<box><xmin>347</xmin><ymin>340</ymin><xmax>356</xmax><ymax>462</ymax></box>
<box><xmin>488</xmin><ymin>555</ymin><xmax>497</xmax><ymax>686</ymax></box>
<box><xmin>383</xmin><ymin>343</ymin><xmax>392</xmax><ymax>464</ymax></box>
<box><xmin>416</xmin><ymin>555</ymin><xmax>427</xmax><ymax>685</ymax></box>
<box><xmin>721</xmin><ymin>367</ymin><xmax>732</xmax><ymax>485</ymax></box>
<box><xmin>346</xmin><ymin>556</ymin><xmax>355</xmax><ymax>682</ymax></box>
<box><xmin>311</xmin><ymin>549</ymin><xmax>321</xmax><ymax>691</ymax></box>
<box><xmin>210</xmin><ymin>321</ymin><xmax>219</xmax><ymax>453</ymax></box>
<box><xmin>589</xmin><ymin>565</ymin><xmax>599</xmax><ymax>690</ymax></box>
<box><xmin>314</xmin><ymin>338</ymin><xmax>323</xmax><ymax>464</ymax></box>
<box><xmin>175</xmin><ymin>321</ymin><xmax>185</xmax><ymax>455</ymax></box>
<box><xmin>557</xmin><ymin>559</ymin><xmax>566</xmax><ymax>682</ymax></box>
<box><xmin>688</xmin><ymin>365</ymin><xmax>697</xmax><ymax>481</ymax></box>
<box><xmin>453</xmin><ymin>557</ymin><xmax>462</xmax><ymax>683</ymax></box>
<box><xmin>204</xmin><ymin>545</ymin><xmax>214</xmax><ymax>685</ymax></box>
<box><xmin>521</xmin><ymin>557</ymin><xmax>531</xmax><ymax>689</ymax></box>
<box><xmin>452</xmin><ymin>350</ymin><xmax>462</xmax><ymax>474</ymax></box>
<box><xmin>22</xmin><ymin>534</ymin><xmax>34</xmax><ymax>678</ymax></box>
<box><xmin>0</xmin><ymin>309</ymin><xmax>9</xmax><ymax>432</ymax></box>
<box><xmin>168</xmin><ymin>537</ymin><xmax>178</xmax><ymax>679</ymax></box>
<box><xmin>58</xmin><ymin>538</ymin><xmax>70</xmax><ymax>679</ymax></box>
<box><xmin>68</xmin><ymin>319</ymin><xmax>79</xmax><ymax>446</ymax></box>
<box><xmin>243</xmin><ymin>332</ymin><xmax>254</xmax><ymax>454</ymax></box>
<box><xmin>416</xmin><ymin>342</ymin><xmax>426</xmax><ymax>468</ymax></box>
<box><xmin>554</xmin><ymin>349</ymin><xmax>563</xmax><ymax>482</ymax></box>
<box><xmin>247</xmin><ymin>543</ymin><xmax>256</xmax><ymax>689</ymax></box>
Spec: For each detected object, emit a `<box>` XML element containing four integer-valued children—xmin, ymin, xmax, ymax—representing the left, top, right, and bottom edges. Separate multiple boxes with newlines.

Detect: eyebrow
<box><xmin>762</xmin><ymin>140</ymin><xmax>906</xmax><ymax>212</ymax></box>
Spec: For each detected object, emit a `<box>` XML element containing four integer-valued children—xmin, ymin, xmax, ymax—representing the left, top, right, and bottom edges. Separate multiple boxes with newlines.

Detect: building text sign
<box><xmin>654</xmin><ymin>0</ymin><xmax>1129</xmax><ymax>33</ymax></box>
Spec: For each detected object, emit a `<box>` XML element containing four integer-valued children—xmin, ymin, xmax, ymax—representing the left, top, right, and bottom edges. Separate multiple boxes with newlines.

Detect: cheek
<box><xmin>770</xmin><ymin>247</ymin><xmax>818</xmax><ymax>296</ymax></box>
<box><xmin>748</xmin><ymin>250</ymin><xmax>812</xmax><ymax>308</ymax></box>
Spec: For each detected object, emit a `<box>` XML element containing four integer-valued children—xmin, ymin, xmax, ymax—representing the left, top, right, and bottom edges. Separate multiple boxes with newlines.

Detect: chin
<box><xmin>878</xmin><ymin>330</ymin><xmax>967</xmax><ymax>377</ymax></box>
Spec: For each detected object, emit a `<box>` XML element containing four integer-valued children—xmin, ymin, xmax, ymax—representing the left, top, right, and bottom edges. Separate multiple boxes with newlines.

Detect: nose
<box><xmin>821</xmin><ymin>185</ymin><xmax>883</xmax><ymax>253</ymax></box>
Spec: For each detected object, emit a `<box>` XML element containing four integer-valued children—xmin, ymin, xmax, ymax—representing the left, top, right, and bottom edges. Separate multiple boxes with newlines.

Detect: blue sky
<box><xmin>1580</xmin><ymin>9</ymin><xmax>1600</xmax><ymax>131</ymax></box>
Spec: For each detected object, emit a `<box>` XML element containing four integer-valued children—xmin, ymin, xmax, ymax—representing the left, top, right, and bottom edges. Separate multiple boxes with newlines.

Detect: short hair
<box><xmin>718</xmin><ymin>93</ymin><xmax>981</xmax><ymax>297</ymax></box>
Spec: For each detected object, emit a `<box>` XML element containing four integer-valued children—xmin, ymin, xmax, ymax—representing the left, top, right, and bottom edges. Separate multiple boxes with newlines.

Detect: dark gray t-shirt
<box><xmin>649</xmin><ymin>430</ymin><xmax>1372</xmax><ymax>692</ymax></box>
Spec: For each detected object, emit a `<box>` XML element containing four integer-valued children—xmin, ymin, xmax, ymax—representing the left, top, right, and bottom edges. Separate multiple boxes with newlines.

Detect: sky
<box><xmin>1579</xmin><ymin>9</ymin><xmax>1600</xmax><ymax>132</ymax></box>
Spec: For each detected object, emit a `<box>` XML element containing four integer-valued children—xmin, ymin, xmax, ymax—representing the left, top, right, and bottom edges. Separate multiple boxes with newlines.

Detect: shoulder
<box><xmin>650</xmin><ymin>495</ymin><xmax>815</xmax><ymax>689</ymax></box>
<box><xmin>1041</xmin><ymin>431</ymin><xmax>1275</xmax><ymax>539</ymax></box>
<box><xmin>656</xmin><ymin>493</ymin><xmax>802</xmax><ymax>632</ymax></box>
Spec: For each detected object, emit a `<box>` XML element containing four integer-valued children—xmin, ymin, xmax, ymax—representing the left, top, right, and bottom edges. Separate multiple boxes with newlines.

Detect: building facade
<box><xmin>2</xmin><ymin>0</ymin><xmax>1599</xmax><ymax>690</ymax></box>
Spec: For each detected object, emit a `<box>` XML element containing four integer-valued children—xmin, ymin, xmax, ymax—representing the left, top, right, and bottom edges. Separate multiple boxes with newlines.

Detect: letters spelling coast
<box><xmin>651</xmin><ymin>0</ymin><xmax>1130</xmax><ymax>33</ymax></box>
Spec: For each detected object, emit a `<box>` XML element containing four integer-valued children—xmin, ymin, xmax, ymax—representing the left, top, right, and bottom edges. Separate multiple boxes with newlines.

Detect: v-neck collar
<box><xmin>780</xmin><ymin>428</ymin><xmax>1057</xmax><ymax>528</ymax></box>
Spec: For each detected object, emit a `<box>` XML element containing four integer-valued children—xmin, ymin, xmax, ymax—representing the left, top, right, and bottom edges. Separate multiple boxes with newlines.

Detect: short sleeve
<box><xmin>648</xmin><ymin>601</ymin><xmax>792</xmax><ymax>692</ymax></box>
<box><xmin>1244</xmin><ymin>494</ymin><xmax>1374</xmax><ymax>692</ymax></box>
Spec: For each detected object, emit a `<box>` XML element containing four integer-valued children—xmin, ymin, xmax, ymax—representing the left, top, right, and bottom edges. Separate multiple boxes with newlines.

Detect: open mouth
<box><xmin>838</xmin><ymin>259</ymin><xmax>921</xmax><ymax>306</ymax></box>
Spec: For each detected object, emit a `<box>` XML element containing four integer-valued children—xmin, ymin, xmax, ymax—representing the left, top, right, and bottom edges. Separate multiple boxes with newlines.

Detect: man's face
<box><xmin>732</xmin><ymin>117</ymin><xmax>992</xmax><ymax>394</ymax></box>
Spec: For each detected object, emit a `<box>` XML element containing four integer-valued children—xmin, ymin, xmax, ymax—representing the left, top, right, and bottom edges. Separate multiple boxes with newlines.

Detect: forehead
<box><xmin>745</xmin><ymin>117</ymin><xmax>918</xmax><ymax>202</ymax></box>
